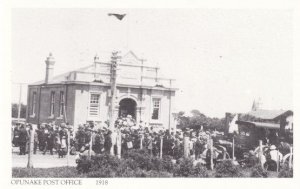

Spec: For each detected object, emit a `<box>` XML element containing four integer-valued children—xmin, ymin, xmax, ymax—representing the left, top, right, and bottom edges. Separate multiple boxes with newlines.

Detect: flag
<box><xmin>108</xmin><ymin>13</ymin><xmax>126</xmax><ymax>20</ymax></box>
<box><xmin>228</xmin><ymin>114</ymin><xmax>239</xmax><ymax>134</ymax></box>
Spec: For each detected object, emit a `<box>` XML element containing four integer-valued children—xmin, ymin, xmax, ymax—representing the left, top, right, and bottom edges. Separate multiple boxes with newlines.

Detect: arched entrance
<box><xmin>118</xmin><ymin>98</ymin><xmax>137</xmax><ymax>118</ymax></box>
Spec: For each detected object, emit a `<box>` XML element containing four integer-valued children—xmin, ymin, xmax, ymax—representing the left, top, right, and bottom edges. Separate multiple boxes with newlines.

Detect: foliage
<box><xmin>215</xmin><ymin>160</ymin><xmax>243</xmax><ymax>178</ymax></box>
<box><xmin>192</xmin><ymin>163</ymin><xmax>209</xmax><ymax>177</ymax></box>
<box><xmin>11</xmin><ymin>103</ymin><xmax>27</xmax><ymax>118</ymax></box>
<box><xmin>242</xmin><ymin>154</ymin><xmax>260</xmax><ymax>168</ymax></box>
<box><xmin>12</xmin><ymin>167</ymin><xmax>79</xmax><ymax>178</ymax></box>
<box><xmin>250</xmin><ymin>164</ymin><xmax>268</xmax><ymax>178</ymax></box>
<box><xmin>176</xmin><ymin>110</ymin><xmax>225</xmax><ymax>131</ymax></box>
<box><xmin>278</xmin><ymin>165</ymin><xmax>293</xmax><ymax>178</ymax></box>
<box><xmin>173</xmin><ymin>158</ymin><xmax>194</xmax><ymax>177</ymax></box>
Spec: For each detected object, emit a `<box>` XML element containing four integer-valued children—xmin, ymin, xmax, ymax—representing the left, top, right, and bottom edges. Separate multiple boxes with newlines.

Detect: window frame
<box><xmin>31</xmin><ymin>91</ymin><xmax>37</xmax><ymax>116</ymax></box>
<box><xmin>59</xmin><ymin>91</ymin><xmax>65</xmax><ymax>117</ymax></box>
<box><xmin>151</xmin><ymin>97</ymin><xmax>161</xmax><ymax>121</ymax></box>
<box><xmin>50</xmin><ymin>91</ymin><xmax>55</xmax><ymax>116</ymax></box>
<box><xmin>88</xmin><ymin>92</ymin><xmax>101</xmax><ymax>119</ymax></box>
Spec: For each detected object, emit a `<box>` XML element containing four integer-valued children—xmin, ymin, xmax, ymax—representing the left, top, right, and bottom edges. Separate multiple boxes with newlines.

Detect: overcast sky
<box><xmin>11</xmin><ymin>9</ymin><xmax>293</xmax><ymax>118</ymax></box>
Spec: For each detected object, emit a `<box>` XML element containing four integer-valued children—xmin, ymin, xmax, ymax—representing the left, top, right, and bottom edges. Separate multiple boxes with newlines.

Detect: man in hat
<box><xmin>18</xmin><ymin>124</ymin><xmax>28</xmax><ymax>155</ymax></box>
<box><xmin>75</xmin><ymin>124</ymin><xmax>86</xmax><ymax>151</ymax></box>
<box><xmin>269</xmin><ymin>145</ymin><xmax>283</xmax><ymax>163</ymax></box>
<box><xmin>43</xmin><ymin>124</ymin><xmax>55</xmax><ymax>155</ymax></box>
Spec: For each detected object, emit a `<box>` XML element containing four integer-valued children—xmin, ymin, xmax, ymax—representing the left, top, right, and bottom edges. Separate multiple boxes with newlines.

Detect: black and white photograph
<box><xmin>1</xmin><ymin>0</ymin><xmax>299</xmax><ymax>186</ymax></box>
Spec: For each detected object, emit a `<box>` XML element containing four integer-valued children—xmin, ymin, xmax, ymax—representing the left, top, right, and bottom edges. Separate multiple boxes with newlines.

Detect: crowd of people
<box><xmin>11</xmin><ymin>115</ymin><xmax>293</xmax><ymax>170</ymax></box>
<box><xmin>11</xmin><ymin>116</ymin><xmax>223</xmax><ymax>161</ymax></box>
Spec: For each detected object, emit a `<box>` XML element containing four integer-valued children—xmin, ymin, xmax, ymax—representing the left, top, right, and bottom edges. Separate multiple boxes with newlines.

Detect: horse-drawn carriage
<box><xmin>213</xmin><ymin>119</ymin><xmax>293</xmax><ymax>170</ymax></box>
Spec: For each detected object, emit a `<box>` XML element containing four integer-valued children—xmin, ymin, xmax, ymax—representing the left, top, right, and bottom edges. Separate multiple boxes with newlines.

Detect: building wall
<box><xmin>26</xmin><ymin>84</ymin><xmax>75</xmax><ymax>126</ymax></box>
<box><xmin>27</xmin><ymin>83</ymin><xmax>176</xmax><ymax>130</ymax></box>
<box><xmin>72</xmin><ymin>84</ymin><xmax>176</xmax><ymax>130</ymax></box>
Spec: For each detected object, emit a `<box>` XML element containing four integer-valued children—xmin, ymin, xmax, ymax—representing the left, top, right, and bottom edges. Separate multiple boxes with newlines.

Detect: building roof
<box><xmin>246</xmin><ymin>109</ymin><xmax>293</xmax><ymax>120</ymax></box>
<box><xmin>29</xmin><ymin>51</ymin><xmax>176</xmax><ymax>89</ymax></box>
<box><xmin>236</xmin><ymin>120</ymin><xmax>280</xmax><ymax>129</ymax></box>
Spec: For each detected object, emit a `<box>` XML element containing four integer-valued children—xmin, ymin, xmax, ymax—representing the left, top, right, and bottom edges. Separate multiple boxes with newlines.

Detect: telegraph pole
<box><xmin>17</xmin><ymin>84</ymin><xmax>22</xmax><ymax>123</ymax></box>
<box><xmin>109</xmin><ymin>51</ymin><xmax>121</xmax><ymax>131</ymax></box>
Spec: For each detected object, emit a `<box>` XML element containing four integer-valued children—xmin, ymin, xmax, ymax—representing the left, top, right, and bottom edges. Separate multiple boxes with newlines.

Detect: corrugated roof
<box><xmin>246</xmin><ymin>109</ymin><xmax>292</xmax><ymax>120</ymax></box>
<box><xmin>236</xmin><ymin>120</ymin><xmax>280</xmax><ymax>129</ymax></box>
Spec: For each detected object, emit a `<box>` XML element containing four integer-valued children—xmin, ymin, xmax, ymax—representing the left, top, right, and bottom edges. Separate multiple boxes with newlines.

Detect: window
<box><xmin>50</xmin><ymin>91</ymin><xmax>55</xmax><ymax>116</ymax></box>
<box><xmin>59</xmin><ymin>91</ymin><xmax>65</xmax><ymax>117</ymax></box>
<box><xmin>151</xmin><ymin>98</ymin><xmax>161</xmax><ymax>120</ymax></box>
<box><xmin>31</xmin><ymin>92</ymin><xmax>36</xmax><ymax>116</ymax></box>
<box><xmin>89</xmin><ymin>93</ymin><xmax>100</xmax><ymax>117</ymax></box>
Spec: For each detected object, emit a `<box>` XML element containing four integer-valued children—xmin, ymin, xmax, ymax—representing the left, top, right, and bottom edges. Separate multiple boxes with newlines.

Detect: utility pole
<box><xmin>109</xmin><ymin>51</ymin><xmax>121</xmax><ymax>131</ymax></box>
<box><xmin>17</xmin><ymin>84</ymin><xmax>22</xmax><ymax>123</ymax></box>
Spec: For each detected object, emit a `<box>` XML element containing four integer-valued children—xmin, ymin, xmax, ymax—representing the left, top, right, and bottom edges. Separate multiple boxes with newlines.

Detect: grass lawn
<box><xmin>12</xmin><ymin>167</ymin><xmax>80</xmax><ymax>178</ymax></box>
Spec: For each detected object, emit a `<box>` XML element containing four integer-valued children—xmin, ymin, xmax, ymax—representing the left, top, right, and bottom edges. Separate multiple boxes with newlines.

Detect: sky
<box><xmin>11</xmin><ymin>9</ymin><xmax>293</xmax><ymax>118</ymax></box>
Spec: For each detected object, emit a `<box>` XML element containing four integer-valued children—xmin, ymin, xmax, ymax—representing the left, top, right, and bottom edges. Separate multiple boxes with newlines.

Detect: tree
<box><xmin>11</xmin><ymin>103</ymin><xmax>27</xmax><ymax>118</ymax></box>
<box><xmin>175</xmin><ymin>109</ymin><xmax>226</xmax><ymax>131</ymax></box>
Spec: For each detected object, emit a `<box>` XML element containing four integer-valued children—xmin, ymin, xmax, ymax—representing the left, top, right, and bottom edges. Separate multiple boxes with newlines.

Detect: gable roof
<box><xmin>246</xmin><ymin>109</ymin><xmax>293</xmax><ymax>120</ymax></box>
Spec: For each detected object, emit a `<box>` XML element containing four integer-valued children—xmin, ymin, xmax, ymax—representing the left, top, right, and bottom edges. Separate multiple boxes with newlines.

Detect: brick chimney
<box><xmin>45</xmin><ymin>53</ymin><xmax>55</xmax><ymax>84</ymax></box>
<box><xmin>94</xmin><ymin>54</ymin><xmax>100</xmax><ymax>71</ymax></box>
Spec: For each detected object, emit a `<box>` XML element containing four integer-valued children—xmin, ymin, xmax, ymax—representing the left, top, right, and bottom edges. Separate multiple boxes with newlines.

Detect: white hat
<box><xmin>270</xmin><ymin>145</ymin><xmax>276</xmax><ymax>150</ymax></box>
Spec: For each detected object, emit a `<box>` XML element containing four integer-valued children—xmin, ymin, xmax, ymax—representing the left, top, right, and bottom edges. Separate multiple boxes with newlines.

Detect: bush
<box><xmin>250</xmin><ymin>164</ymin><xmax>268</xmax><ymax>178</ymax></box>
<box><xmin>192</xmin><ymin>163</ymin><xmax>209</xmax><ymax>177</ymax></box>
<box><xmin>278</xmin><ymin>165</ymin><xmax>293</xmax><ymax>178</ymax></box>
<box><xmin>161</xmin><ymin>155</ymin><xmax>175</xmax><ymax>172</ymax></box>
<box><xmin>215</xmin><ymin>160</ymin><xmax>243</xmax><ymax>178</ymax></box>
<box><xmin>173</xmin><ymin>158</ymin><xmax>194</xmax><ymax>177</ymax></box>
<box><xmin>122</xmin><ymin>149</ymin><xmax>153</xmax><ymax>171</ymax></box>
<box><xmin>243</xmin><ymin>155</ymin><xmax>260</xmax><ymax>168</ymax></box>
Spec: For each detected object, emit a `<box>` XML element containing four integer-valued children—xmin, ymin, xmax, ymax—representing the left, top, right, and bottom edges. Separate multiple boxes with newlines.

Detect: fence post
<box><xmin>232</xmin><ymin>136</ymin><xmax>235</xmax><ymax>160</ymax></box>
<box><xmin>210</xmin><ymin>138</ymin><xmax>214</xmax><ymax>170</ymax></box>
<box><xmin>140</xmin><ymin>135</ymin><xmax>143</xmax><ymax>149</ymax></box>
<box><xmin>289</xmin><ymin>146</ymin><xmax>293</xmax><ymax>170</ymax></box>
<box><xmin>259</xmin><ymin>140</ymin><xmax>264</xmax><ymax>170</ymax></box>
<box><xmin>276</xmin><ymin>150</ymin><xmax>279</xmax><ymax>172</ymax></box>
<box><xmin>117</xmin><ymin>131</ymin><xmax>122</xmax><ymax>159</ymax></box>
<box><xmin>27</xmin><ymin>128</ymin><xmax>35</xmax><ymax>168</ymax></box>
<box><xmin>88</xmin><ymin>132</ymin><xmax>93</xmax><ymax>159</ymax></box>
<box><xmin>183</xmin><ymin>136</ymin><xmax>189</xmax><ymax>158</ymax></box>
<box><xmin>160</xmin><ymin>137</ymin><xmax>163</xmax><ymax>159</ymax></box>
<box><xmin>67</xmin><ymin>130</ymin><xmax>70</xmax><ymax>167</ymax></box>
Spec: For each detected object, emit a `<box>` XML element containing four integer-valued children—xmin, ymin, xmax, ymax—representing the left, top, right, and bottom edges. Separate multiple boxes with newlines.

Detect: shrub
<box><xmin>161</xmin><ymin>155</ymin><xmax>175</xmax><ymax>172</ymax></box>
<box><xmin>192</xmin><ymin>163</ymin><xmax>209</xmax><ymax>177</ymax></box>
<box><xmin>215</xmin><ymin>160</ymin><xmax>243</xmax><ymax>178</ymax></box>
<box><xmin>173</xmin><ymin>158</ymin><xmax>194</xmax><ymax>177</ymax></box>
<box><xmin>86</xmin><ymin>167</ymin><xmax>117</xmax><ymax>178</ymax></box>
<box><xmin>250</xmin><ymin>164</ymin><xmax>268</xmax><ymax>178</ymax></box>
<box><xmin>278</xmin><ymin>165</ymin><xmax>293</xmax><ymax>178</ymax></box>
<box><xmin>122</xmin><ymin>149</ymin><xmax>153</xmax><ymax>170</ymax></box>
<box><xmin>243</xmin><ymin>155</ymin><xmax>260</xmax><ymax>168</ymax></box>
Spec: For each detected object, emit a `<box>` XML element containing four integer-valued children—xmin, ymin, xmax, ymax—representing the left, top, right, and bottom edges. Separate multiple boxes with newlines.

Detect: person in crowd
<box><xmin>18</xmin><ymin>124</ymin><xmax>28</xmax><ymax>155</ymax></box>
<box><xmin>264</xmin><ymin>145</ymin><xmax>283</xmax><ymax>171</ymax></box>
<box><xmin>104</xmin><ymin>130</ymin><xmax>112</xmax><ymax>153</ymax></box>
<box><xmin>38</xmin><ymin>123</ymin><xmax>46</xmax><ymax>151</ymax></box>
<box><xmin>194</xmin><ymin>137</ymin><xmax>202</xmax><ymax>160</ymax></box>
<box><xmin>43</xmin><ymin>124</ymin><xmax>55</xmax><ymax>155</ymax></box>
<box><xmin>12</xmin><ymin>124</ymin><xmax>20</xmax><ymax>147</ymax></box>
<box><xmin>75</xmin><ymin>125</ymin><xmax>86</xmax><ymax>151</ymax></box>
<box><xmin>33</xmin><ymin>128</ymin><xmax>39</xmax><ymax>154</ymax></box>
<box><xmin>93</xmin><ymin>129</ymin><xmax>104</xmax><ymax>154</ymax></box>
<box><xmin>278</xmin><ymin>137</ymin><xmax>291</xmax><ymax>156</ymax></box>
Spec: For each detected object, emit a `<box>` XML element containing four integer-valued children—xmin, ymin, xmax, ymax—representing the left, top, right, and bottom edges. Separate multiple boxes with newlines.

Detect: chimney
<box><xmin>94</xmin><ymin>54</ymin><xmax>100</xmax><ymax>71</ymax></box>
<box><xmin>45</xmin><ymin>53</ymin><xmax>55</xmax><ymax>84</ymax></box>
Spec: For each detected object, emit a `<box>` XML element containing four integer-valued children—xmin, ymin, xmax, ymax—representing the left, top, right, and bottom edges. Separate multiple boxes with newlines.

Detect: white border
<box><xmin>1</xmin><ymin>0</ymin><xmax>299</xmax><ymax>189</ymax></box>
